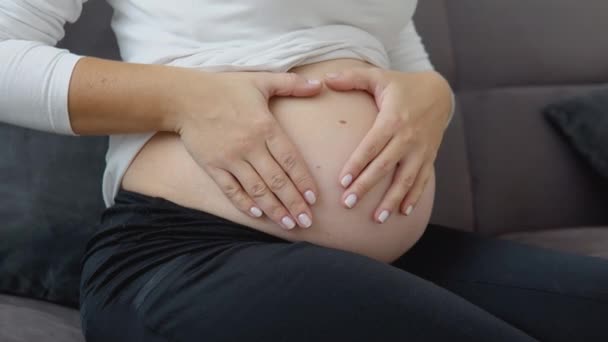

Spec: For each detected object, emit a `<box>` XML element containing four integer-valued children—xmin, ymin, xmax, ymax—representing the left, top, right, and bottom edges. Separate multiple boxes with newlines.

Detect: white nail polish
<box><xmin>341</xmin><ymin>174</ymin><xmax>353</xmax><ymax>188</ymax></box>
<box><xmin>298</xmin><ymin>213</ymin><xmax>312</xmax><ymax>228</ymax></box>
<box><xmin>281</xmin><ymin>216</ymin><xmax>296</xmax><ymax>230</ymax></box>
<box><xmin>304</xmin><ymin>190</ymin><xmax>317</xmax><ymax>205</ymax></box>
<box><xmin>344</xmin><ymin>194</ymin><xmax>358</xmax><ymax>208</ymax></box>
<box><xmin>405</xmin><ymin>205</ymin><xmax>414</xmax><ymax>216</ymax></box>
<box><xmin>250</xmin><ymin>207</ymin><xmax>263</xmax><ymax>218</ymax></box>
<box><xmin>378</xmin><ymin>210</ymin><xmax>390</xmax><ymax>223</ymax></box>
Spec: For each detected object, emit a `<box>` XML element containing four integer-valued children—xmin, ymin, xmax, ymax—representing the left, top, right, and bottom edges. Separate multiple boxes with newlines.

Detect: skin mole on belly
<box><xmin>339</xmin><ymin>120</ymin><xmax>347</xmax><ymax>125</ymax></box>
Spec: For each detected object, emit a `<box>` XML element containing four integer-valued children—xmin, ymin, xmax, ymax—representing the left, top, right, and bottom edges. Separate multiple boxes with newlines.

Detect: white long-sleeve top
<box><xmin>0</xmin><ymin>0</ymin><xmax>451</xmax><ymax>207</ymax></box>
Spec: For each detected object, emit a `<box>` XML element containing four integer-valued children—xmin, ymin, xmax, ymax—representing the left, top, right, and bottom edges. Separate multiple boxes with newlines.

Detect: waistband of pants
<box><xmin>91</xmin><ymin>188</ymin><xmax>286</xmax><ymax>246</ymax></box>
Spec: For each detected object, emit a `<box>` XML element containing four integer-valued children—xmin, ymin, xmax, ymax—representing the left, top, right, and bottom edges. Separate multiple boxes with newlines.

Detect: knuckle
<box><xmin>354</xmin><ymin>180</ymin><xmax>369</xmax><ymax>195</ymax></box>
<box><xmin>281</xmin><ymin>153</ymin><xmax>298</xmax><ymax>171</ymax></box>
<box><xmin>268</xmin><ymin>173</ymin><xmax>288</xmax><ymax>191</ymax></box>
<box><xmin>378</xmin><ymin>158</ymin><xmax>393</xmax><ymax>173</ymax></box>
<box><xmin>283</xmin><ymin>73</ymin><xmax>299</xmax><ymax>86</ymax></box>
<box><xmin>364</xmin><ymin>144</ymin><xmax>379</xmax><ymax>160</ymax></box>
<box><xmin>286</xmin><ymin>197</ymin><xmax>305</xmax><ymax>212</ymax></box>
<box><xmin>384</xmin><ymin>116</ymin><xmax>401</xmax><ymax>129</ymax></box>
<box><xmin>402</xmin><ymin>175</ymin><xmax>415</xmax><ymax>189</ymax></box>
<box><xmin>291</xmin><ymin>174</ymin><xmax>311</xmax><ymax>188</ymax></box>
<box><xmin>249</xmin><ymin>182</ymin><xmax>268</xmax><ymax>198</ymax></box>
<box><xmin>369</xmin><ymin>67</ymin><xmax>383</xmax><ymax>78</ymax></box>
<box><xmin>222</xmin><ymin>183</ymin><xmax>241</xmax><ymax>199</ymax></box>
<box><xmin>269</xmin><ymin>205</ymin><xmax>285</xmax><ymax>219</ymax></box>
<box><xmin>253</xmin><ymin>118</ymin><xmax>276</xmax><ymax>136</ymax></box>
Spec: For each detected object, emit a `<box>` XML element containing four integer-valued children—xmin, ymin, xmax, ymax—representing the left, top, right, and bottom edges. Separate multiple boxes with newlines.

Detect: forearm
<box><xmin>68</xmin><ymin>57</ymin><xmax>189</xmax><ymax>135</ymax></box>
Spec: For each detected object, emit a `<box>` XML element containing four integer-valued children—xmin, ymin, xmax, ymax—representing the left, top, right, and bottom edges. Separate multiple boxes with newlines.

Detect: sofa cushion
<box><xmin>459</xmin><ymin>84</ymin><xmax>608</xmax><ymax>235</ymax></box>
<box><xmin>0</xmin><ymin>295</ymin><xmax>83</xmax><ymax>342</ymax></box>
<box><xmin>545</xmin><ymin>89</ymin><xmax>608</xmax><ymax>181</ymax></box>
<box><xmin>500</xmin><ymin>227</ymin><xmax>608</xmax><ymax>260</ymax></box>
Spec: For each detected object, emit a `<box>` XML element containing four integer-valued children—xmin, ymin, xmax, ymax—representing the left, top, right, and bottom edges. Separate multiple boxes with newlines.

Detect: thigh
<box><xmin>392</xmin><ymin>225</ymin><xmax>608</xmax><ymax>342</ymax></box>
<box><xmin>81</xmin><ymin>227</ymin><xmax>535</xmax><ymax>342</ymax></box>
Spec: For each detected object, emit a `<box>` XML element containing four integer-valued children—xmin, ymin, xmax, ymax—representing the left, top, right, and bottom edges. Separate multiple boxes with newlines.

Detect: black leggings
<box><xmin>80</xmin><ymin>190</ymin><xmax>608</xmax><ymax>342</ymax></box>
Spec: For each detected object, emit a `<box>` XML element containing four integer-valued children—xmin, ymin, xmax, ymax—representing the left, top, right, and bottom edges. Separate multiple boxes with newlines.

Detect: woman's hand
<box><xmin>323</xmin><ymin>68</ymin><xmax>453</xmax><ymax>224</ymax></box>
<box><xmin>172</xmin><ymin>70</ymin><xmax>322</xmax><ymax>230</ymax></box>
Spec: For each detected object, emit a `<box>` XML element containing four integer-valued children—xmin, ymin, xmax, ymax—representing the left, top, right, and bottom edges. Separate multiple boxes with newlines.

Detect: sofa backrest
<box><xmin>416</xmin><ymin>0</ymin><xmax>608</xmax><ymax>234</ymax></box>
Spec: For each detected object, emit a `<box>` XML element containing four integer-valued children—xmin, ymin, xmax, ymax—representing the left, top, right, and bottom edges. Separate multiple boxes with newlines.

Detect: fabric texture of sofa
<box><xmin>1</xmin><ymin>0</ymin><xmax>607</xmax><ymax>341</ymax></box>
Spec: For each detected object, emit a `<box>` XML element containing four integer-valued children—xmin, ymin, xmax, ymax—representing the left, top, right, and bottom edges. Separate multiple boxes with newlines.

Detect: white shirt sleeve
<box><xmin>387</xmin><ymin>21</ymin><xmax>456</xmax><ymax>128</ymax></box>
<box><xmin>0</xmin><ymin>0</ymin><xmax>87</xmax><ymax>135</ymax></box>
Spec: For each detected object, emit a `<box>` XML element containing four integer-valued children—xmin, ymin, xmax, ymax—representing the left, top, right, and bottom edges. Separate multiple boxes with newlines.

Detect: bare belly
<box><xmin>122</xmin><ymin>59</ymin><xmax>435</xmax><ymax>263</ymax></box>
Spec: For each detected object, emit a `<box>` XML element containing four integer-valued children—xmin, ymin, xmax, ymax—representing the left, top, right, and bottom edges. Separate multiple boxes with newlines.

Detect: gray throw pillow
<box><xmin>0</xmin><ymin>126</ymin><xmax>108</xmax><ymax>308</ymax></box>
<box><xmin>544</xmin><ymin>88</ymin><xmax>608</xmax><ymax>181</ymax></box>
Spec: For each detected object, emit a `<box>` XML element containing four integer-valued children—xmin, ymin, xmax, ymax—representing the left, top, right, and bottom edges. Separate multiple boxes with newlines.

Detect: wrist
<box><xmin>156</xmin><ymin>66</ymin><xmax>217</xmax><ymax>135</ymax></box>
<box><xmin>423</xmin><ymin>71</ymin><xmax>453</xmax><ymax>127</ymax></box>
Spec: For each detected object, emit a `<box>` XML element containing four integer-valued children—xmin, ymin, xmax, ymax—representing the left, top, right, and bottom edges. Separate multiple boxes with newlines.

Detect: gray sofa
<box><xmin>2</xmin><ymin>0</ymin><xmax>607</xmax><ymax>341</ymax></box>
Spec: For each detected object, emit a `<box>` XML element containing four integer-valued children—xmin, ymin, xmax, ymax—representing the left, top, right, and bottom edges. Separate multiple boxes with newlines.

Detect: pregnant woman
<box><xmin>1</xmin><ymin>1</ymin><xmax>607</xmax><ymax>341</ymax></box>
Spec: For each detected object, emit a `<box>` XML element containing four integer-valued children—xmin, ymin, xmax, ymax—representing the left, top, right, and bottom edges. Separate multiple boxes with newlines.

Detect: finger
<box><xmin>265</xmin><ymin>123</ymin><xmax>319</xmax><ymax>206</ymax></box>
<box><xmin>205</xmin><ymin>167</ymin><xmax>265</xmax><ymax>219</ymax></box>
<box><xmin>247</xmin><ymin>149</ymin><xmax>313</xmax><ymax>229</ymax></box>
<box><xmin>259</xmin><ymin>72</ymin><xmax>323</xmax><ymax>98</ymax></box>
<box><xmin>341</xmin><ymin>137</ymin><xmax>402</xmax><ymax>209</ymax></box>
<box><xmin>338</xmin><ymin>112</ymin><xmax>396</xmax><ymax>191</ymax></box>
<box><xmin>228</xmin><ymin>160</ymin><xmax>297</xmax><ymax>230</ymax></box>
<box><xmin>400</xmin><ymin>162</ymin><xmax>434</xmax><ymax>216</ymax></box>
<box><xmin>324</xmin><ymin>68</ymin><xmax>387</xmax><ymax>99</ymax></box>
<box><xmin>373</xmin><ymin>154</ymin><xmax>423</xmax><ymax>224</ymax></box>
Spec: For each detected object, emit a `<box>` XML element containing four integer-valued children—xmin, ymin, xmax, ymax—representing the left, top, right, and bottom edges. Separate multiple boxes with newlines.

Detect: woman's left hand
<box><xmin>324</xmin><ymin>68</ymin><xmax>453</xmax><ymax>223</ymax></box>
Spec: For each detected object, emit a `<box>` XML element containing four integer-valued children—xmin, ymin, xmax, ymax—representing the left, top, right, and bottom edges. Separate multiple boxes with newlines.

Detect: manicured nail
<box><xmin>326</xmin><ymin>72</ymin><xmax>341</xmax><ymax>79</ymax></box>
<box><xmin>281</xmin><ymin>216</ymin><xmax>296</xmax><ymax>230</ymax></box>
<box><xmin>344</xmin><ymin>194</ymin><xmax>358</xmax><ymax>208</ymax></box>
<box><xmin>378</xmin><ymin>210</ymin><xmax>390</xmax><ymax>223</ymax></box>
<box><xmin>298</xmin><ymin>213</ymin><xmax>312</xmax><ymax>228</ymax></box>
<box><xmin>341</xmin><ymin>174</ymin><xmax>353</xmax><ymax>188</ymax></box>
<box><xmin>250</xmin><ymin>207</ymin><xmax>263</xmax><ymax>218</ymax></box>
<box><xmin>304</xmin><ymin>190</ymin><xmax>317</xmax><ymax>205</ymax></box>
<box><xmin>405</xmin><ymin>205</ymin><xmax>414</xmax><ymax>216</ymax></box>
<box><xmin>307</xmin><ymin>79</ymin><xmax>321</xmax><ymax>85</ymax></box>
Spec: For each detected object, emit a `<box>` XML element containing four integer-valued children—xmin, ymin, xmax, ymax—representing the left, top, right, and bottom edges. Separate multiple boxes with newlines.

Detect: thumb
<box><xmin>324</xmin><ymin>68</ymin><xmax>387</xmax><ymax>98</ymax></box>
<box><xmin>259</xmin><ymin>72</ymin><xmax>323</xmax><ymax>98</ymax></box>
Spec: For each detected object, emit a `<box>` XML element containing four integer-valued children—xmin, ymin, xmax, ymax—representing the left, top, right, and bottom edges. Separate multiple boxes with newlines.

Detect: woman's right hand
<box><xmin>171</xmin><ymin>70</ymin><xmax>322</xmax><ymax>230</ymax></box>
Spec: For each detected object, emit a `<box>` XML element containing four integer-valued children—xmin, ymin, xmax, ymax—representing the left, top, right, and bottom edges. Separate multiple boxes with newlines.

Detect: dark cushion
<box><xmin>0</xmin><ymin>128</ymin><xmax>106</xmax><ymax>307</ymax></box>
<box><xmin>544</xmin><ymin>89</ymin><xmax>608</xmax><ymax>181</ymax></box>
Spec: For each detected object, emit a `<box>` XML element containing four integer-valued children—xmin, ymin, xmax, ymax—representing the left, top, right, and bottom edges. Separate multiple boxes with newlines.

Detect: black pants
<box><xmin>80</xmin><ymin>190</ymin><xmax>608</xmax><ymax>342</ymax></box>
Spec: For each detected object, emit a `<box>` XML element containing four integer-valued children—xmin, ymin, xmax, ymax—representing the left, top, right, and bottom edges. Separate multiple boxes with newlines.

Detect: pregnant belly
<box><xmin>121</xmin><ymin>59</ymin><xmax>435</xmax><ymax>263</ymax></box>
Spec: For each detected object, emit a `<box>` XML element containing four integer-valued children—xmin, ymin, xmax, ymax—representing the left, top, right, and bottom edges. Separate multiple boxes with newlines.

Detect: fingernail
<box><xmin>304</xmin><ymin>190</ymin><xmax>317</xmax><ymax>205</ymax></box>
<box><xmin>298</xmin><ymin>213</ymin><xmax>312</xmax><ymax>228</ymax></box>
<box><xmin>341</xmin><ymin>174</ymin><xmax>353</xmax><ymax>188</ymax></box>
<box><xmin>378</xmin><ymin>210</ymin><xmax>390</xmax><ymax>223</ymax></box>
<box><xmin>326</xmin><ymin>72</ymin><xmax>341</xmax><ymax>79</ymax></box>
<box><xmin>281</xmin><ymin>216</ymin><xmax>296</xmax><ymax>230</ymax></box>
<box><xmin>249</xmin><ymin>206</ymin><xmax>263</xmax><ymax>218</ymax></box>
<box><xmin>307</xmin><ymin>79</ymin><xmax>321</xmax><ymax>85</ymax></box>
<box><xmin>344</xmin><ymin>194</ymin><xmax>358</xmax><ymax>208</ymax></box>
<box><xmin>405</xmin><ymin>205</ymin><xmax>414</xmax><ymax>216</ymax></box>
